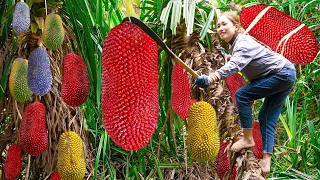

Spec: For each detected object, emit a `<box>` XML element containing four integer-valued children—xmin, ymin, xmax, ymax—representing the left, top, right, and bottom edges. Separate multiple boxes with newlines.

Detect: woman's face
<box><xmin>216</xmin><ymin>16</ymin><xmax>238</xmax><ymax>42</ymax></box>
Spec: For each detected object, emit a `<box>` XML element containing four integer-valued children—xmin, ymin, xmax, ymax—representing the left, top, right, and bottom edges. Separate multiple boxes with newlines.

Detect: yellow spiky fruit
<box><xmin>58</xmin><ymin>131</ymin><xmax>86</xmax><ymax>180</ymax></box>
<box><xmin>9</xmin><ymin>58</ymin><xmax>32</xmax><ymax>102</ymax></box>
<box><xmin>187</xmin><ymin>101</ymin><xmax>220</xmax><ymax>161</ymax></box>
<box><xmin>43</xmin><ymin>13</ymin><xmax>64</xmax><ymax>50</ymax></box>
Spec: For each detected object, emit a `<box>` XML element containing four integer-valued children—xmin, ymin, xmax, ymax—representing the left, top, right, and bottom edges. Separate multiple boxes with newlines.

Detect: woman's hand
<box><xmin>195</xmin><ymin>74</ymin><xmax>219</xmax><ymax>88</ymax></box>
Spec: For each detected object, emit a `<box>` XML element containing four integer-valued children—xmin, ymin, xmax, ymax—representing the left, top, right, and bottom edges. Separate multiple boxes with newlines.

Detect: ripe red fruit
<box><xmin>102</xmin><ymin>22</ymin><xmax>159</xmax><ymax>150</ymax></box>
<box><xmin>62</xmin><ymin>53</ymin><xmax>90</xmax><ymax>107</ymax></box>
<box><xmin>225</xmin><ymin>73</ymin><xmax>254</xmax><ymax>106</ymax></box>
<box><xmin>4</xmin><ymin>145</ymin><xmax>22</xmax><ymax>180</ymax></box>
<box><xmin>20</xmin><ymin>102</ymin><xmax>48</xmax><ymax>155</ymax></box>
<box><xmin>240</xmin><ymin>4</ymin><xmax>318</xmax><ymax>64</ymax></box>
<box><xmin>217</xmin><ymin>141</ymin><xmax>236</xmax><ymax>180</ymax></box>
<box><xmin>172</xmin><ymin>64</ymin><xmax>196</xmax><ymax>118</ymax></box>
<box><xmin>50</xmin><ymin>170</ymin><xmax>61</xmax><ymax>180</ymax></box>
<box><xmin>252</xmin><ymin>122</ymin><xmax>263</xmax><ymax>159</ymax></box>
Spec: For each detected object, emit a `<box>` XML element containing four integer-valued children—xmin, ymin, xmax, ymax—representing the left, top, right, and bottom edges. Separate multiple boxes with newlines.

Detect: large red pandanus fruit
<box><xmin>62</xmin><ymin>53</ymin><xmax>90</xmax><ymax>107</ymax></box>
<box><xmin>236</xmin><ymin>3</ymin><xmax>318</xmax><ymax>64</ymax></box>
<box><xmin>20</xmin><ymin>102</ymin><xmax>48</xmax><ymax>155</ymax></box>
<box><xmin>217</xmin><ymin>140</ymin><xmax>236</xmax><ymax>180</ymax></box>
<box><xmin>102</xmin><ymin>22</ymin><xmax>159</xmax><ymax>150</ymax></box>
<box><xmin>171</xmin><ymin>64</ymin><xmax>196</xmax><ymax>118</ymax></box>
<box><xmin>4</xmin><ymin>145</ymin><xmax>22</xmax><ymax>180</ymax></box>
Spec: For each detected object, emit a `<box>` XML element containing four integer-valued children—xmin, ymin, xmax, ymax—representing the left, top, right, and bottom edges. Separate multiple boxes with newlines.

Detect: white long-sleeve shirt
<box><xmin>214</xmin><ymin>34</ymin><xmax>294</xmax><ymax>81</ymax></box>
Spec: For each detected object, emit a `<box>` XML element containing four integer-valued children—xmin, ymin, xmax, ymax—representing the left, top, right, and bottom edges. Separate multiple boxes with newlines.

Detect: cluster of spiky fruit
<box><xmin>43</xmin><ymin>13</ymin><xmax>65</xmax><ymax>50</ymax></box>
<box><xmin>27</xmin><ymin>46</ymin><xmax>52</xmax><ymax>96</ymax></box>
<box><xmin>240</xmin><ymin>4</ymin><xmax>318</xmax><ymax>64</ymax></box>
<box><xmin>187</xmin><ymin>101</ymin><xmax>220</xmax><ymax>161</ymax></box>
<box><xmin>102</xmin><ymin>22</ymin><xmax>159</xmax><ymax>150</ymax></box>
<box><xmin>8</xmin><ymin>1</ymin><xmax>90</xmax><ymax>179</ymax></box>
<box><xmin>9</xmin><ymin>58</ymin><xmax>33</xmax><ymax>102</ymax></box>
<box><xmin>62</xmin><ymin>53</ymin><xmax>90</xmax><ymax>107</ymax></box>
<box><xmin>217</xmin><ymin>141</ymin><xmax>236</xmax><ymax>180</ymax></box>
<box><xmin>4</xmin><ymin>145</ymin><xmax>22</xmax><ymax>180</ymax></box>
<box><xmin>20</xmin><ymin>102</ymin><xmax>48</xmax><ymax>156</ymax></box>
<box><xmin>12</xmin><ymin>2</ymin><xmax>30</xmax><ymax>34</ymax></box>
<box><xmin>171</xmin><ymin>64</ymin><xmax>196</xmax><ymax>118</ymax></box>
<box><xmin>58</xmin><ymin>131</ymin><xmax>86</xmax><ymax>180</ymax></box>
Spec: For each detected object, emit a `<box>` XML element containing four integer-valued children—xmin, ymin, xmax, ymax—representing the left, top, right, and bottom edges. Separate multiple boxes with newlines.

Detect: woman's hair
<box><xmin>219</xmin><ymin>11</ymin><xmax>240</xmax><ymax>26</ymax></box>
<box><xmin>217</xmin><ymin>11</ymin><xmax>244</xmax><ymax>33</ymax></box>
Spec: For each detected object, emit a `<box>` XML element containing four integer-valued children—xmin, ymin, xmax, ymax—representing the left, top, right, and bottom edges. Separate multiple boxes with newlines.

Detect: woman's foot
<box><xmin>258</xmin><ymin>159</ymin><xmax>271</xmax><ymax>174</ymax></box>
<box><xmin>230</xmin><ymin>138</ymin><xmax>255</xmax><ymax>152</ymax></box>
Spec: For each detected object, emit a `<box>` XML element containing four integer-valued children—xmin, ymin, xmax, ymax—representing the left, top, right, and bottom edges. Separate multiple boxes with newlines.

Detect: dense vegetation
<box><xmin>0</xmin><ymin>0</ymin><xmax>319</xmax><ymax>179</ymax></box>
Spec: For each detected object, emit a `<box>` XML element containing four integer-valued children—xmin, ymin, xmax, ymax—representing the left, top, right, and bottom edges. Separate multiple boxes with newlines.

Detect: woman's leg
<box><xmin>231</xmin><ymin>67</ymin><xmax>295</xmax><ymax>152</ymax></box>
<box><xmin>257</xmin><ymin>88</ymin><xmax>293</xmax><ymax>173</ymax></box>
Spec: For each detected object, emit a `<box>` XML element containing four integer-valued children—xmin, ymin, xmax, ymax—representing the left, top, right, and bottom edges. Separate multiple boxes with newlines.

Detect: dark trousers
<box><xmin>235</xmin><ymin>66</ymin><xmax>296</xmax><ymax>154</ymax></box>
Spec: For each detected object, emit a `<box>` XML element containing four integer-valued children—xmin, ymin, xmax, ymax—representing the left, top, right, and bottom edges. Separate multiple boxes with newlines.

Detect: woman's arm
<box><xmin>214</xmin><ymin>46</ymin><xmax>253</xmax><ymax>80</ymax></box>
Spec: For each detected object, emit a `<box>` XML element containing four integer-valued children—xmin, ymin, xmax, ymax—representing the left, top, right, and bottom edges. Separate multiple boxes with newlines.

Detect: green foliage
<box><xmin>68</xmin><ymin>0</ymin><xmax>319</xmax><ymax>179</ymax></box>
<box><xmin>1</xmin><ymin>0</ymin><xmax>317</xmax><ymax>179</ymax></box>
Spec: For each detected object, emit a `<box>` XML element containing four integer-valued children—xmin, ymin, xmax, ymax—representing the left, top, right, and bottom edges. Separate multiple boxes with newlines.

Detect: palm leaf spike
<box><xmin>200</xmin><ymin>5</ymin><xmax>216</xmax><ymax>41</ymax></box>
<box><xmin>186</xmin><ymin>0</ymin><xmax>196</xmax><ymax>36</ymax></box>
<box><xmin>160</xmin><ymin>0</ymin><xmax>173</xmax><ymax>37</ymax></box>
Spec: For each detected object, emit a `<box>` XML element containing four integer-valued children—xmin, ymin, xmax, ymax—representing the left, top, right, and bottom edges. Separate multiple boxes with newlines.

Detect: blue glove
<box><xmin>195</xmin><ymin>75</ymin><xmax>212</xmax><ymax>88</ymax></box>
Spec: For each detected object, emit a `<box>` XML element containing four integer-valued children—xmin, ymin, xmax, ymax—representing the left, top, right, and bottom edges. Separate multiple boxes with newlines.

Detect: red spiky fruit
<box><xmin>217</xmin><ymin>141</ymin><xmax>236</xmax><ymax>180</ymax></box>
<box><xmin>252</xmin><ymin>122</ymin><xmax>263</xmax><ymax>159</ymax></box>
<box><xmin>240</xmin><ymin>4</ymin><xmax>318</xmax><ymax>64</ymax></box>
<box><xmin>20</xmin><ymin>102</ymin><xmax>48</xmax><ymax>155</ymax></box>
<box><xmin>102</xmin><ymin>22</ymin><xmax>159</xmax><ymax>150</ymax></box>
<box><xmin>62</xmin><ymin>53</ymin><xmax>90</xmax><ymax>107</ymax></box>
<box><xmin>4</xmin><ymin>145</ymin><xmax>22</xmax><ymax>180</ymax></box>
<box><xmin>172</xmin><ymin>64</ymin><xmax>196</xmax><ymax>118</ymax></box>
<box><xmin>50</xmin><ymin>170</ymin><xmax>61</xmax><ymax>180</ymax></box>
<box><xmin>225</xmin><ymin>73</ymin><xmax>253</xmax><ymax>106</ymax></box>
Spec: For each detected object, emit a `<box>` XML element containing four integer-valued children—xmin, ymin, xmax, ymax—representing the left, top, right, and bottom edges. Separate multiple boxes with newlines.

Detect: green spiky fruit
<box><xmin>187</xmin><ymin>101</ymin><xmax>220</xmax><ymax>161</ymax></box>
<box><xmin>58</xmin><ymin>131</ymin><xmax>85</xmax><ymax>180</ymax></box>
<box><xmin>9</xmin><ymin>58</ymin><xmax>32</xmax><ymax>102</ymax></box>
<box><xmin>43</xmin><ymin>13</ymin><xmax>65</xmax><ymax>50</ymax></box>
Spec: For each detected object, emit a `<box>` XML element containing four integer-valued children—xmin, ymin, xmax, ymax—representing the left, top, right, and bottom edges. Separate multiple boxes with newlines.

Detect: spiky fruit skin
<box><xmin>43</xmin><ymin>14</ymin><xmax>65</xmax><ymax>50</ymax></box>
<box><xmin>58</xmin><ymin>131</ymin><xmax>86</xmax><ymax>180</ymax></box>
<box><xmin>4</xmin><ymin>145</ymin><xmax>22</xmax><ymax>180</ymax></box>
<box><xmin>172</xmin><ymin>64</ymin><xmax>196</xmax><ymax>118</ymax></box>
<box><xmin>217</xmin><ymin>141</ymin><xmax>236</xmax><ymax>180</ymax></box>
<box><xmin>28</xmin><ymin>46</ymin><xmax>52</xmax><ymax>96</ymax></box>
<box><xmin>12</xmin><ymin>2</ymin><xmax>30</xmax><ymax>34</ymax></box>
<box><xmin>187</xmin><ymin>101</ymin><xmax>220</xmax><ymax>161</ymax></box>
<box><xmin>225</xmin><ymin>73</ymin><xmax>246</xmax><ymax>105</ymax></box>
<box><xmin>62</xmin><ymin>53</ymin><xmax>90</xmax><ymax>107</ymax></box>
<box><xmin>9</xmin><ymin>58</ymin><xmax>33</xmax><ymax>102</ymax></box>
<box><xmin>252</xmin><ymin>122</ymin><xmax>263</xmax><ymax>159</ymax></box>
<box><xmin>50</xmin><ymin>170</ymin><xmax>61</xmax><ymax>180</ymax></box>
<box><xmin>20</xmin><ymin>102</ymin><xmax>48</xmax><ymax>155</ymax></box>
<box><xmin>225</xmin><ymin>73</ymin><xmax>253</xmax><ymax>106</ymax></box>
<box><xmin>241</xmin><ymin>4</ymin><xmax>318</xmax><ymax>65</ymax></box>
<box><xmin>102</xmin><ymin>22</ymin><xmax>159</xmax><ymax>150</ymax></box>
